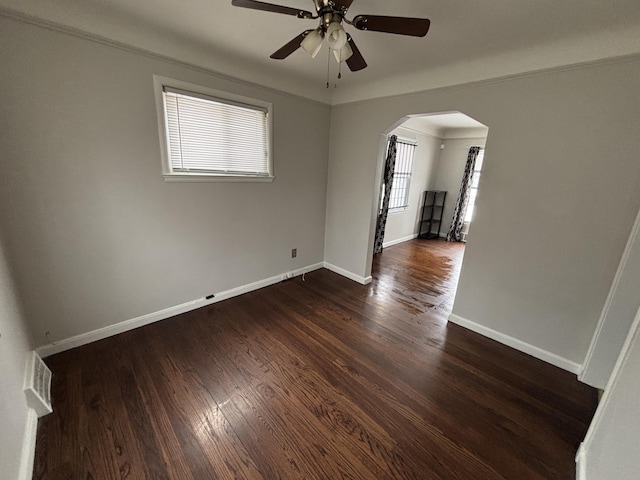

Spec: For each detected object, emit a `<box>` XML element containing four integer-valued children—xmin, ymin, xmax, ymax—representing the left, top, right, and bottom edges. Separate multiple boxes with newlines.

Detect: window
<box><xmin>154</xmin><ymin>76</ymin><xmax>273</xmax><ymax>182</ymax></box>
<box><xmin>464</xmin><ymin>147</ymin><xmax>485</xmax><ymax>222</ymax></box>
<box><xmin>382</xmin><ymin>138</ymin><xmax>416</xmax><ymax>212</ymax></box>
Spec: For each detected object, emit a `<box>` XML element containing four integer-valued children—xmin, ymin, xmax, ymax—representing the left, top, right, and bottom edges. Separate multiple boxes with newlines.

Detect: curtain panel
<box><xmin>373</xmin><ymin>135</ymin><xmax>398</xmax><ymax>255</ymax></box>
<box><xmin>447</xmin><ymin>146</ymin><xmax>481</xmax><ymax>242</ymax></box>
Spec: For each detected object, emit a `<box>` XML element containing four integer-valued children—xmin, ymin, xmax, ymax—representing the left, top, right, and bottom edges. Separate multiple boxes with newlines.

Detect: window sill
<box><xmin>163</xmin><ymin>174</ymin><xmax>276</xmax><ymax>183</ymax></box>
<box><xmin>388</xmin><ymin>207</ymin><xmax>409</xmax><ymax>215</ymax></box>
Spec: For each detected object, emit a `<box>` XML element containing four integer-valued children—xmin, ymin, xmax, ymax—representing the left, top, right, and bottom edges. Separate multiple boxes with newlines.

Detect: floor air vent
<box><xmin>24</xmin><ymin>351</ymin><xmax>53</xmax><ymax>417</ymax></box>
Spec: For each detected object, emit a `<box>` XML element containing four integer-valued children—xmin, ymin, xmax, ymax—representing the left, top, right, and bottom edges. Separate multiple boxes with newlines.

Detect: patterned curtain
<box><xmin>447</xmin><ymin>146</ymin><xmax>481</xmax><ymax>242</ymax></box>
<box><xmin>373</xmin><ymin>135</ymin><xmax>398</xmax><ymax>255</ymax></box>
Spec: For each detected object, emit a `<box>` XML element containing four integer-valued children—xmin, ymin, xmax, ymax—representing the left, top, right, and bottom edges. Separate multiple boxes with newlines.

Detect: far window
<box><xmin>383</xmin><ymin>138</ymin><xmax>416</xmax><ymax>212</ymax></box>
<box><xmin>154</xmin><ymin>76</ymin><xmax>273</xmax><ymax>182</ymax></box>
<box><xmin>464</xmin><ymin>148</ymin><xmax>485</xmax><ymax>222</ymax></box>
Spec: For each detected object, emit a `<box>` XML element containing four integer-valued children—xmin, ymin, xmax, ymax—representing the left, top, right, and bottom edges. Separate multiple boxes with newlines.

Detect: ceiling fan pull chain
<box><xmin>326</xmin><ymin>47</ymin><xmax>331</xmax><ymax>88</ymax></box>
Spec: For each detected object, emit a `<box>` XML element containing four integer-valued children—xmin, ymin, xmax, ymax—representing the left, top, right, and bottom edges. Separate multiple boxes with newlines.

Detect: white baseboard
<box><xmin>323</xmin><ymin>262</ymin><xmax>372</xmax><ymax>285</ymax></box>
<box><xmin>575</xmin><ymin>444</ymin><xmax>586</xmax><ymax>480</ymax></box>
<box><xmin>18</xmin><ymin>408</ymin><xmax>38</xmax><ymax>480</ymax></box>
<box><xmin>448</xmin><ymin>313</ymin><xmax>582</xmax><ymax>374</ymax></box>
<box><xmin>36</xmin><ymin>262</ymin><xmax>323</xmax><ymax>358</ymax></box>
<box><xmin>211</xmin><ymin>262</ymin><xmax>323</xmax><ymax>302</ymax></box>
<box><xmin>382</xmin><ymin>233</ymin><xmax>417</xmax><ymax>249</ymax></box>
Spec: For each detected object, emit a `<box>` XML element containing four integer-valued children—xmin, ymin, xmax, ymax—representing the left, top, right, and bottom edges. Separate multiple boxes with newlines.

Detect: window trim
<box><xmin>383</xmin><ymin>137</ymin><xmax>417</xmax><ymax>214</ymax></box>
<box><xmin>153</xmin><ymin>75</ymin><xmax>274</xmax><ymax>183</ymax></box>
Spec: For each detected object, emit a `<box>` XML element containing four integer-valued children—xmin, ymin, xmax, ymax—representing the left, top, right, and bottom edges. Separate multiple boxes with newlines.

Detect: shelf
<box><xmin>418</xmin><ymin>232</ymin><xmax>440</xmax><ymax>240</ymax></box>
<box><xmin>419</xmin><ymin>190</ymin><xmax>447</xmax><ymax>240</ymax></box>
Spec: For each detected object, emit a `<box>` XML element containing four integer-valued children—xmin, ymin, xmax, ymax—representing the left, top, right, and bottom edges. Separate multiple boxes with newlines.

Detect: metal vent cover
<box><xmin>24</xmin><ymin>351</ymin><xmax>53</xmax><ymax>417</ymax></box>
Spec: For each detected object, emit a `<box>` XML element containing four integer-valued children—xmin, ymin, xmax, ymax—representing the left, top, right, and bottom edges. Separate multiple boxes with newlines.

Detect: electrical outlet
<box><xmin>291</xmin><ymin>248</ymin><xmax>297</xmax><ymax>258</ymax></box>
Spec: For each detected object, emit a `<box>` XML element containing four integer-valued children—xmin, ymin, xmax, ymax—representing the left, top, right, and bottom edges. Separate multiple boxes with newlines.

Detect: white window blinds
<box><xmin>162</xmin><ymin>87</ymin><xmax>270</xmax><ymax>176</ymax></box>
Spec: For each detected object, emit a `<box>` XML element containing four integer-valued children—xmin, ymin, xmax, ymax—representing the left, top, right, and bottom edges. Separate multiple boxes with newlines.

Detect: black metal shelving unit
<box><xmin>418</xmin><ymin>190</ymin><xmax>447</xmax><ymax>239</ymax></box>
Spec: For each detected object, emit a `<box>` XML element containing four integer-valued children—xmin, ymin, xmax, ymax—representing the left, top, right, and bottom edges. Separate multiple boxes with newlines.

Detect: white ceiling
<box><xmin>402</xmin><ymin>113</ymin><xmax>488</xmax><ymax>138</ymax></box>
<box><xmin>2</xmin><ymin>0</ymin><xmax>640</xmax><ymax>104</ymax></box>
<box><xmin>406</xmin><ymin>113</ymin><xmax>486</xmax><ymax>130</ymax></box>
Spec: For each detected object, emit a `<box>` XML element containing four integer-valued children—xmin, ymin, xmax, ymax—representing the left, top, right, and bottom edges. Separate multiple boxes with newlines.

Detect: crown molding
<box><xmin>333</xmin><ymin>51</ymin><xmax>640</xmax><ymax>108</ymax></box>
<box><xmin>0</xmin><ymin>7</ymin><xmax>331</xmax><ymax>107</ymax></box>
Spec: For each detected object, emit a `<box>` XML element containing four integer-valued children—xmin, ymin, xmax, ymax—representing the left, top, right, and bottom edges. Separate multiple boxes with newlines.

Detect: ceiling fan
<box><xmin>231</xmin><ymin>0</ymin><xmax>430</xmax><ymax>73</ymax></box>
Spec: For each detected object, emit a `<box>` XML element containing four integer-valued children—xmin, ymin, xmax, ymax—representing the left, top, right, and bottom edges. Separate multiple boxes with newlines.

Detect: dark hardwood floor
<box><xmin>34</xmin><ymin>239</ymin><xmax>597</xmax><ymax>479</ymax></box>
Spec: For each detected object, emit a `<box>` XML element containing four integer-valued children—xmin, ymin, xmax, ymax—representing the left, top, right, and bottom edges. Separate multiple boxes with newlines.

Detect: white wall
<box><xmin>433</xmin><ymin>136</ymin><xmax>488</xmax><ymax>234</ymax></box>
<box><xmin>324</xmin><ymin>58</ymin><xmax>640</xmax><ymax>367</ymax></box>
<box><xmin>0</xmin><ymin>238</ymin><xmax>33</xmax><ymax>479</ymax></box>
<box><xmin>382</xmin><ymin>127</ymin><xmax>440</xmax><ymax>246</ymax></box>
<box><xmin>580</xmin><ymin>208</ymin><xmax>640</xmax><ymax>388</ymax></box>
<box><xmin>0</xmin><ymin>16</ymin><xmax>330</xmax><ymax>346</ymax></box>
<box><xmin>577</xmin><ymin>308</ymin><xmax>640</xmax><ymax>479</ymax></box>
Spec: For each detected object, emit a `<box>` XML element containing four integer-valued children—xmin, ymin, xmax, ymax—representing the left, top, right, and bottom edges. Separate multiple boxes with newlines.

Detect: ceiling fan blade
<box><xmin>345</xmin><ymin>35</ymin><xmax>367</xmax><ymax>71</ymax></box>
<box><xmin>332</xmin><ymin>0</ymin><xmax>354</xmax><ymax>12</ymax></box>
<box><xmin>231</xmin><ymin>0</ymin><xmax>313</xmax><ymax>19</ymax></box>
<box><xmin>352</xmin><ymin>15</ymin><xmax>430</xmax><ymax>37</ymax></box>
<box><xmin>270</xmin><ymin>30</ymin><xmax>312</xmax><ymax>59</ymax></box>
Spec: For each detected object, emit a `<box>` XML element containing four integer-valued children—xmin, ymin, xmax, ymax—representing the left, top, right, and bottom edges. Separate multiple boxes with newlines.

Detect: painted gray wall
<box><xmin>580</xmin><ymin>209</ymin><xmax>640</xmax><ymax>388</ymax></box>
<box><xmin>0</xmin><ymin>237</ymin><xmax>32</xmax><ymax>479</ymax></box>
<box><xmin>324</xmin><ymin>59</ymin><xmax>640</xmax><ymax>366</ymax></box>
<box><xmin>580</xmin><ymin>309</ymin><xmax>640</xmax><ymax>479</ymax></box>
<box><xmin>382</xmin><ymin>127</ymin><xmax>440</xmax><ymax>245</ymax></box>
<box><xmin>0</xmin><ymin>17</ymin><xmax>330</xmax><ymax>345</ymax></box>
<box><xmin>433</xmin><ymin>136</ymin><xmax>488</xmax><ymax>235</ymax></box>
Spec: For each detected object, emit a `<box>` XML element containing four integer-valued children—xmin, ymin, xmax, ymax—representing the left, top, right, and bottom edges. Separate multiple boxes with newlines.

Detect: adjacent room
<box><xmin>377</xmin><ymin>113</ymin><xmax>488</xmax><ymax>247</ymax></box>
<box><xmin>1</xmin><ymin>1</ymin><xmax>640</xmax><ymax>479</ymax></box>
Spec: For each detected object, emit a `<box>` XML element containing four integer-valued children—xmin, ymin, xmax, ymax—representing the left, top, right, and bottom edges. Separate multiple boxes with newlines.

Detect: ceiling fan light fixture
<box><xmin>326</xmin><ymin>21</ymin><xmax>347</xmax><ymax>50</ymax></box>
<box><xmin>301</xmin><ymin>28</ymin><xmax>324</xmax><ymax>58</ymax></box>
<box><xmin>333</xmin><ymin>41</ymin><xmax>353</xmax><ymax>63</ymax></box>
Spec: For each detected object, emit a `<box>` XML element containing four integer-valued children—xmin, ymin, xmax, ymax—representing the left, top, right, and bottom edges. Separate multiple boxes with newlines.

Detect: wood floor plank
<box><xmin>34</xmin><ymin>239</ymin><xmax>597</xmax><ymax>479</ymax></box>
<box><xmin>247</xmin><ymin>291</ymin><xmax>538</xmax><ymax>479</ymax></box>
<box><xmin>111</xmin><ymin>334</ymin><xmax>194</xmax><ymax>480</ymax></box>
<box><xmin>139</xmin><ymin>341</ymin><xmax>264</xmax><ymax>480</ymax></box>
<box><xmin>201</xmin><ymin>286</ymin><xmax>536</xmax><ymax>478</ymax></box>
<box><xmin>159</xmin><ymin>304</ymin><xmax>373</xmax><ymax>479</ymax></box>
<box><xmin>249</xmin><ymin>325</ymin><xmax>501</xmax><ymax>480</ymax></box>
<box><xmin>190</xmin><ymin>308</ymin><xmax>381</xmax><ymax>480</ymax></box>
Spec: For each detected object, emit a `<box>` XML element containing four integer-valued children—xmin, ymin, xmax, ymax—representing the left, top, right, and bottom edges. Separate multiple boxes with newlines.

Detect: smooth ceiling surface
<box><xmin>2</xmin><ymin>0</ymin><xmax>640</xmax><ymax>103</ymax></box>
<box><xmin>404</xmin><ymin>113</ymin><xmax>488</xmax><ymax>135</ymax></box>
